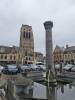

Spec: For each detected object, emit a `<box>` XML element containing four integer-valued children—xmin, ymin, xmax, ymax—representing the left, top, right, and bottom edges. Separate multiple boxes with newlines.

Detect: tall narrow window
<box><xmin>29</xmin><ymin>32</ymin><xmax>31</xmax><ymax>39</ymax></box>
<box><xmin>26</xmin><ymin>32</ymin><xmax>28</xmax><ymax>39</ymax></box>
<box><xmin>25</xmin><ymin>51</ymin><xmax>27</xmax><ymax>56</ymax></box>
<box><xmin>23</xmin><ymin>31</ymin><xmax>25</xmax><ymax>38</ymax></box>
<box><xmin>1</xmin><ymin>55</ymin><xmax>3</xmax><ymax>59</ymax></box>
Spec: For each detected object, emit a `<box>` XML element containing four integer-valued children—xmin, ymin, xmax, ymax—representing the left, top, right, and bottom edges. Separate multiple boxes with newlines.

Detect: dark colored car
<box><xmin>2</xmin><ymin>65</ymin><xmax>20</xmax><ymax>74</ymax></box>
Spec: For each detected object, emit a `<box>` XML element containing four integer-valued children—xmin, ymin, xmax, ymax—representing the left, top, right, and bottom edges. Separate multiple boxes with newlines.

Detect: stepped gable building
<box><xmin>64</xmin><ymin>45</ymin><xmax>75</xmax><ymax>64</ymax></box>
<box><xmin>20</xmin><ymin>24</ymin><xmax>34</xmax><ymax>64</ymax></box>
<box><xmin>53</xmin><ymin>45</ymin><xmax>65</xmax><ymax>64</ymax></box>
<box><xmin>0</xmin><ymin>46</ymin><xmax>22</xmax><ymax>64</ymax></box>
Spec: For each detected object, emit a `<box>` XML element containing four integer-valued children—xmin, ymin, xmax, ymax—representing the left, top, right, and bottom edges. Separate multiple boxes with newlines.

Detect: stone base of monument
<box><xmin>45</xmin><ymin>70</ymin><xmax>57</xmax><ymax>86</ymax></box>
<box><xmin>45</xmin><ymin>78</ymin><xmax>57</xmax><ymax>87</ymax></box>
<box><xmin>45</xmin><ymin>79</ymin><xmax>57</xmax><ymax>86</ymax></box>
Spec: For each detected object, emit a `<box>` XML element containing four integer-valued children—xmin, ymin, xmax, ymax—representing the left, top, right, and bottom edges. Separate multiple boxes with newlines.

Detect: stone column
<box><xmin>44</xmin><ymin>21</ymin><xmax>53</xmax><ymax>76</ymax></box>
<box><xmin>44</xmin><ymin>21</ymin><xmax>56</xmax><ymax>84</ymax></box>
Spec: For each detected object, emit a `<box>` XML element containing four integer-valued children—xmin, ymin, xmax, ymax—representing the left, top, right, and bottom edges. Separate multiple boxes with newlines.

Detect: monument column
<box><xmin>44</xmin><ymin>21</ymin><xmax>53</xmax><ymax>70</ymax></box>
<box><xmin>44</xmin><ymin>21</ymin><xmax>56</xmax><ymax>84</ymax></box>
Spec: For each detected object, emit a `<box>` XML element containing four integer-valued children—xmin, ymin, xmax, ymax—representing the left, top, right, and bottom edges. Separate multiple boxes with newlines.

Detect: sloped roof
<box><xmin>0</xmin><ymin>45</ymin><xmax>20</xmax><ymax>54</ymax></box>
<box><xmin>54</xmin><ymin>45</ymin><xmax>65</xmax><ymax>53</ymax></box>
<box><xmin>64</xmin><ymin>46</ymin><xmax>75</xmax><ymax>53</ymax></box>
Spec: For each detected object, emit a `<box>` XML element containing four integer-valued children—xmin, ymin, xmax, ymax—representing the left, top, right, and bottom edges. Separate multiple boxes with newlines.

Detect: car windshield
<box><xmin>65</xmin><ymin>64</ymin><xmax>73</xmax><ymax>68</ymax></box>
<box><xmin>8</xmin><ymin>65</ymin><xmax>17</xmax><ymax>69</ymax></box>
<box><xmin>21</xmin><ymin>65</ymin><xmax>28</xmax><ymax>69</ymax></box>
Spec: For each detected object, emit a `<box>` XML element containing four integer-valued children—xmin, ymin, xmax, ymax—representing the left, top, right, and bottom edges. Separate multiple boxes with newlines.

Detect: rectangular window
<box><xmin>1</xmin><ymin>55</ymin><xmax>3</xmax><ymax>59</ymax></box>
<box><xmin>5</xmin><ymin>55</ymin><xmax>7</xmax><ymax>59</ymax></box>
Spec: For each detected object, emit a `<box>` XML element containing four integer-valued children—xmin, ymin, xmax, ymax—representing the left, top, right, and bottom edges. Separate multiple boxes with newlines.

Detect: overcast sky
<box><xmin>0</xmin><ymin>0</ymin><xmax>75</xmax><ymax>54</ymax></box>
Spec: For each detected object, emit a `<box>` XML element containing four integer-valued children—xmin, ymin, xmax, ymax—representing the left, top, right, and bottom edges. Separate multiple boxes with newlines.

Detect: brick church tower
<box><xmin>20</xmin><ymin>24</ymin><xmax>34</xmax><ymax>64</ymax></box>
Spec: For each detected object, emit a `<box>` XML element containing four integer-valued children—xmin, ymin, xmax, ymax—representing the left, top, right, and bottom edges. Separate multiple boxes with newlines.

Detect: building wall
<box><xmin>53</xmin><ymin>52</ymin><xmax>64</xmax><ymax>64</ymax></box>
<box><xmin>0</xmin><ymin>46</ymin><xmax>23</xmax><ymax>65</ymax></box>
<box><xmin>53</xmin><ymin>45</ymin><xmax>75</xmax><ymax>64</ymax></box>
<box><xmin>53</xmin><ymin>46</ymin><xmax>64</xmax><ymax>64</ymax></box>
<box><xmin>64</xmin><ymin>52</ymin><xmax>75</xmax><ymax>64</ymax></box>
<box><xmin>0</xmin><ymin>53</ymin><xmax>21</xmax><ymax>64</ymax></box>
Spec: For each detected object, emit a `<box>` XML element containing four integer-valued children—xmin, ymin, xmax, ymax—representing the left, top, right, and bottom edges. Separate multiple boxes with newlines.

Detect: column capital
<box><xmin>44</xmin><ymin>21</ymin><xmax>53</xmax><ymax>30</ymax></box>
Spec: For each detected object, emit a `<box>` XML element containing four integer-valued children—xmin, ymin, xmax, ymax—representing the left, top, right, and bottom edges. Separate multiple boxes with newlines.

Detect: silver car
<box><xmin>63</xmin><ymin>64</ymin><xmax>74</xmax><ymax>71</ymax></box>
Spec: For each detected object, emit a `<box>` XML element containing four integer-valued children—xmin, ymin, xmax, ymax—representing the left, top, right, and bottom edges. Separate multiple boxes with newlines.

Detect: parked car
<box><xmin>29</xmin><ymin>64</ymin><xmax>38</xmax><ymax>71</ymax></box>
<box><xmin>21</xmin><ymin>65</ymin><xmax>30</xmax><ymax>72</ymax></box>
<box><xmin>36</xmin><ymin>62</ymin><xmax>46</xmax><ymax>71</ymax></box>
<box><xmin>26</xmin><ymin>64</ymin><xmax>44</xmax><ymax>71</ymax></box>
<box><xmin>2</xmin><ymin>65</ymin><xmax>20</xmax><ymax>74</ymax></box>
<box><xmin>63</xmin><ymin>64</ymin><xmax>74</xmax><ymax>71</ymax></box>
<box><xmin>71</xmin><ymin>66</ymin><xmax>75</xmax><ymax>72</ymax></box>
<box><xmin>2</xmin><ymin>67</ymin><xmax>9</xmax><ymax>74</ymax></box>
<box><xmin>0</xmin><ymin>65</ymin><xmax>4</xmax><ymax>75</ymax></box>
<box><xmin>55</xmin><ymin>64</ymin><xmax>60</xmax><ymax>70</ymax></box>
